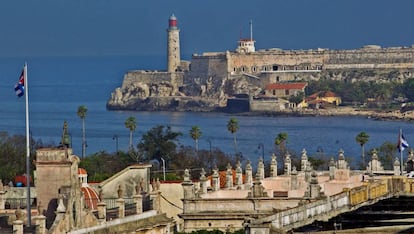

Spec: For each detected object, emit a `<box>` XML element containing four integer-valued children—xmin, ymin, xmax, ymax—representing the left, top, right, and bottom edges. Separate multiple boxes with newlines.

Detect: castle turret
<box><xmin>167</xmin><ymin>14</ymin><xmax>181</xmax><ymax>72</ymax></box>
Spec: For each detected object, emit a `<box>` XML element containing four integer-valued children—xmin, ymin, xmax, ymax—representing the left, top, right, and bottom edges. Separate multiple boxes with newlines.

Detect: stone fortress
<box><xmin>107</xmin><ymin>14</ymin><xmax>414</xmax><ymax>112</ymax></box>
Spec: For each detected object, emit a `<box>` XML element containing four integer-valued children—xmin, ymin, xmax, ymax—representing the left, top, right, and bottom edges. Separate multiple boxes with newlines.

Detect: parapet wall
<box><xmin>121</xmin><ymin>71</ymin><xmax>184</xmax><ymax>89</ymax></box>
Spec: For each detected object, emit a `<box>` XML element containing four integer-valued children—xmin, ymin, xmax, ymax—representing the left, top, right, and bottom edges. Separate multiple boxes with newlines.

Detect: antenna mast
<box><xmin>250</xmin><ymin>20</ymin><xmax>253</xmax><ymax>41</ymax></box>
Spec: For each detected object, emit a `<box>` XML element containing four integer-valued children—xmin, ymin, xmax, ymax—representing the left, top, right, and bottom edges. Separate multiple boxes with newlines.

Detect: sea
<box><xmin>0</xmin><ymin>55</ymin><xmax>413</xmax><ymax>167</ymax></box>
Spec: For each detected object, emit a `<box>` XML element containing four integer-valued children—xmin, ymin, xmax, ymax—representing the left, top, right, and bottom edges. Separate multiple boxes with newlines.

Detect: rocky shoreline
<box><xmin>255</xmin><ymin>107</ymin><xmax>414</xmax><ymax>121</ymax></box>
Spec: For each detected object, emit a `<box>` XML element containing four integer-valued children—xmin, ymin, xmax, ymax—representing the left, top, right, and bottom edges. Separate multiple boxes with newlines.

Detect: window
<box><xmin>252</xmin><ymin>66</ymin><xmax>256</xmax><ymax>72</ymax></box>
<box><xmin>233</xmin><ymin>67</ymin><xmax>236</xmax><ymax>72</ymax></box>
<box><xmin>273</xmin><ymin>65</ymin><xmax>278</xmax><ymax>71</ymax></box>
<box><xmin>285</xmin><ymin>89</ymin><xmax>290</xmax><ymax>95</ymax></box>
<box><xmin>276</xmin><ymin>76</ymin><xmax>280</xmax><ymax>82</ymax></box>
<box><xmin>273</xmin><ymin>90</ymin><xmax>276</xmax><ymax>95</ymax></box>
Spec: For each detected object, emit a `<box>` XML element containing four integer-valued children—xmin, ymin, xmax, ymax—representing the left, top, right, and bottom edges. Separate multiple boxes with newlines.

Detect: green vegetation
<box><xmin>227</xmin><ymin>117</ymin><xmax>239</xmax><ymax>157</ymax></box>
<box><xmin>124</xmin><ymin>116</ymin><xmax>137</xmax><ymax>150</ymax></box>
<box><xmin>356</xmin><ymin>132</ymin><xmax>370</xmax><ymax>168</ymax></box>
<box><xmin>189</xmin><ymin>126</ymin><xmax>202</xmax><ymax>152</ymax></box>
<box><xmin>305</xmin><ymin>79</ymin><xmax>406</xmax><ymax>107</ymax></box>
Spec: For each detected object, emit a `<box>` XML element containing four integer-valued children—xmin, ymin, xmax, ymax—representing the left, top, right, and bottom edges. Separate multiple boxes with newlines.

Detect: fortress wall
<box><xmin>326</xmin><ymin>49</ymin><xmax>414</xmax><ymax>64</ymax></box>
<box><xmin>250</xmin><ymin>99</ymin><xmax>287</xmax><ymax>112</ymax></box>
<box><xmin>225</xmin><ymin>48</ymin><xmax>414</xmax><ymax>75</ymax></box>
<box><xmin>121</xmin><ymin>71</ymin><xmax>174</xmax><ymax>88</ymax></box>
<box><xmin>188</xmin><ymin>54</ymin><xmax>228</xmax><ymax>79</ymax></box>
<box><xmin>229</xmin><ymin>53</ymin><xmax>326</xmax><ymax>74</ymax></box>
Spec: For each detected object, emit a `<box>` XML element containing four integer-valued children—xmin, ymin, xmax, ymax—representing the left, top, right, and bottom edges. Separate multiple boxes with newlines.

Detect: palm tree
<box><xmin>227</xmin><ymin>117</ymin><xmax>239</xmax><ymax>156</ymax></box>
<box><xmin>356</xmin><ymin>131</ymin><xmax>370</xmax><ymax>168</ymax></box>
<box><xmin>77</xmin><ymin>105</ymin><xmax>87</xmax><ymax>159</ymax></box>
<box><xmin>274</xmin><ymin>132</ymin><xmax>288</xmax><ymax>155</ymax></box>
<box><xmin>189</xmin><ymin>126</ymin><xmax>202</xmax><ymax>152</ymax></box>
<box><xmin>125</xmin><ymin>116</ymin><xmax>137</xmax><ymax>150</ymax></box>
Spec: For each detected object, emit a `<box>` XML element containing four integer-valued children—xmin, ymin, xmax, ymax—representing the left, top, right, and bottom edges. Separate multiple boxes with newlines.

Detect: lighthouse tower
<box><xmin>167</xmin><ymin>14</ymin><xmax>181</xmax><ymax>73</ymax></box>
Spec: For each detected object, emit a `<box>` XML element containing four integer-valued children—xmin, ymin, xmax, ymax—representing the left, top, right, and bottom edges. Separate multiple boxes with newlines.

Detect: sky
<box><xmin>0</xmin><ymin>0</ymin><xmax>413</xmax><ymax>59</ymax></box>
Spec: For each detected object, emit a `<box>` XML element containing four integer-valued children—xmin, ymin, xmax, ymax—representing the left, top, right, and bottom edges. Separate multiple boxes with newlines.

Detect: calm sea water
<box><xmin>0</xmin><ymin>55</ymin><xmax>413</xmax><ymax>167</ymax></box>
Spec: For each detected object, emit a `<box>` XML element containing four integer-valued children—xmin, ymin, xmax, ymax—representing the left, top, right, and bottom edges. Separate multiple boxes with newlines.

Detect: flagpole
<box><xmin>400</xmin><ymin>128</ymin><xmax>404</xmax><ymax>176</ymax></box>
<box><xmin>24</xmin><ymin>63</ymin><xmax>32</xmax><ymax>227</ymax></box>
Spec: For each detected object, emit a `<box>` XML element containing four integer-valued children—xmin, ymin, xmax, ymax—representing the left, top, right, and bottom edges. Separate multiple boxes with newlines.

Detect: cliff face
<box><xmin>106</xmin><ymin>71</ymin><xmax>258</xmax><ymax>111</ymax></box>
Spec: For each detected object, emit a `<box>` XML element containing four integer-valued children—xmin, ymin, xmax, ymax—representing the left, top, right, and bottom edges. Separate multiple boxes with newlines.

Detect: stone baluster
<box><xmin>258</xmin><ymin>157</ymin><xmax>265</xmax><ymax>180</ymax></box>
<box><xmin>394</xmin><ymin>157</ymin><xmax>401</xmax><ymax>176</ymax></box>
<box><xmin>270</xmin><ymin>153</ymin><xmax>278</xmax><ymax>178</ymax></box>
<box><xmin>284</xmin><ymin>152</ymin><xmax>291</xmax><ymax>175</ymax></box>
<box><xmin>97</xmin><ymin>202</ymin><xmax>107</xmax><ymax>223</ymax></box>
<box><xmin>182</xmin><ymin>169</ymin><xmax>195</xmax><ymax>199</ymax></box>
<box><xmin>211</xmin><ymin>166</ymin><xmax>220</xmax><ymax>191</ymax></box>
<box><xmin>0</xmin><ymin>190</ymin><xmax>5</xmax><ymax>210</ymax></box>
<box><xmin>225</xmin><ymin>163</ymin><xmax>233</xmax><ymax>188</ymax></box>
<box><xmin>329</xmin><ymin>157</ymin><xmax>336</xmax><ymax>180</ymax></box>
<box><xmin>245</xmin><ymin>160</ymin><xmax>253</xmax><ymax>189</ymax></box>
<box><xmin>235</xmin><ymin>161</ymin><xmax>243</xmax><ymax>187</ymax></box>
<box><xmin>199</xmin><ymin>168</ymin><xmax>208</xmax><ymax>194</ymax></box>
<box><xmin>34</xmin><ymin>215</ymin><xmax>47</xmax><ymax>234</ymax></box>
<box><xmin>13</xmin><ymin>220</ymin><xmax>23</xmax><ymax>234</ymax></box>
<box><xmin>291</xmin><ymin>166</ymin><xmax>298</xmax><ymax>190</ymax></box>
<box><xmin>117</xmin><ymin>198</ymin><xmax>125</xmax><ymax>218</ymax></box>
<box><xmin>301</xmin><ymin>149</ymin><xmax>308</xmax><ymax>172</ymax></box>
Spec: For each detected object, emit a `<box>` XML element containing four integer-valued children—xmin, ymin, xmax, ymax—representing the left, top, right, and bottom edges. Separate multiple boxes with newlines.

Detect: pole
<box><xmin>24</xmin><ymin>63</ymin><xmax>32</xmax><ymax>227</ymax></box>
<box><xmin>400</xmin><ymin>128</ymin><xmax>404</xmax><ymax>175</ymax></box>
<box><xmin>113</xmin><ymin>134</ymin><xmax>118</xmax><ymax>153</ymax></box>
<box><xmin>161</xmin><ymin>157</ymin><xmax>166</xmax><ymax>181</ymax></box>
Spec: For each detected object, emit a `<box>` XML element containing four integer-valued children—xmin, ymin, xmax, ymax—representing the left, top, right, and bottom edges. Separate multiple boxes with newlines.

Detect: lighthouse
<box><xmin>167</xmin><ymin>14</ymin><xmax>181</xmax><ymax>73</ymax></box>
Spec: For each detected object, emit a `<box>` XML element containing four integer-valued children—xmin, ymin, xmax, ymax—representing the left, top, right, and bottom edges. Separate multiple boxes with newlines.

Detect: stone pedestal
<box><xmin>0</xmin><ymin>191</ymin><xmax>5</xmax><ymax>209</ymax></box>
<box><xmin>117</xmin><ymin>198</ymin><xmax>125</xmax><ymax>218</ymax></box>
<box><xmin>150</xmin><ymin>191</ymin><xmax>161</xmax><ymax>213</ymax></box>
<box><xmin>13</xmin><ymin>220</ymin><xmax>24</xmax><ymax>234</ymax></box>
<box><xmin>97</xmin><ymin>202</ymin><xmax>107</xmax><ymax>223</ymax></box>
<box><xmin>34</xmin><ymin>215</ymin><xmax>46</xmax><ymax>234</ymax></box>
<box><xmin>133</xmin><ymin>194</ymin><xmax>143</xmax><ymax>214</ymax></box>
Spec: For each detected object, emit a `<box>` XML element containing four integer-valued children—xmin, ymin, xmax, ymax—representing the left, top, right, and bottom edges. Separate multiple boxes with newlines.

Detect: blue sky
<box><xmin>0</xmin><ymin>0</ymin><xmax>413</xmax><ymax>58</ymax></box>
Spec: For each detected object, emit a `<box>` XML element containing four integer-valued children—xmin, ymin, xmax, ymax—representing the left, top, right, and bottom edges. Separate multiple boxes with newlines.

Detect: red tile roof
<box><xmin>265</xmin><ymin>82</ymin><xmax>307</xmax><ymax>90</ymax></box>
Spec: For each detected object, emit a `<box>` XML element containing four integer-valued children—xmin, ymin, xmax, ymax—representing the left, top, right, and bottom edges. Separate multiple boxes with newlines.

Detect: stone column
<box><xmin>211</xmin><ymin>167</ymin><xmax>220</xmax><ymax>191</ymax></box>
<box><xmin>97</xmin><ymin>202</ymin><xmax>107</xmax><ymax>223</ymax></box>
<box><xmin>117</xmin><ymin>198</ymin><xmax>125</xmax><ymax>218</ymax></box>
<box><xmin>301</xmin><ymin>149</ymin><xmax>308</xmax><ymax>172</ymax></box>
<box><xmin>13</xmin><ymin>220</ymin><xmax>23</xmax><ymax>234</ymax></box>
<box><xmin>257</xmin><ymin>158</ymin><xmax>265</xmax><ymax>180</ymax></box>
<box><xmin>225</xmin><ymin>163</ymin><xmax>233</xmax><ymax>189</ymax></box>
<box><xmin>33</xmin><ymin>215</ymin><xmax>47</xmax><ymax>234</ymax></box>
<box><xmin>284</xmin><ymin>152</ymin><xmax>291</xmax><ymax>175</ymax></box>
<box><xmin>245</xmin><ymin>161</ymin><xmax>253</xmax><ymax>188</ymax></box>
<box><xmin>199</xmin><ymin>168</ymin><xmax>208</xmax><ymax>195</ymax></box>
<box><xmin>235</xmin><ymin>161</ymin><xmax>243</xmax><ymax>187</ymax></box>
<box><xmin>270</xmin><ymin>154</ymin><xmax>277</xmax><ymax>178</ymax></box>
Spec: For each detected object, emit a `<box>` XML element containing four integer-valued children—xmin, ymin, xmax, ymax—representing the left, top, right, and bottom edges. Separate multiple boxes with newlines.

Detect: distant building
<box><xmin>306</xmin><ymin>91</ymin><xmax>342</xmax><ymax>108</ymax></box>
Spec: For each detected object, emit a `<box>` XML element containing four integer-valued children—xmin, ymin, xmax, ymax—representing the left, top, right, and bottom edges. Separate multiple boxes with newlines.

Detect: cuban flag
<box><xmin>14</xmin><ymin>68</ymin><xmax>25</xmax><ymax>97</ymax></box>
<box><xmin>398</xmin><ymin>130</ymin><xmax>409</xmax><ymax>152</ymax></box>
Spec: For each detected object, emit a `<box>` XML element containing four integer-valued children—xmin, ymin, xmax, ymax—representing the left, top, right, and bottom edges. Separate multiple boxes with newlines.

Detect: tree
<box><xmin>124</xmin><ymin>116</ymin><xmax>137</xmax><ymax>150</ymax></box>
<box><xmin>227</xmin><ymin>117</ymin><xmax>239</xmax><ymax>156</ymax></box>
<box><xmin>288</xmin><ymin>91</ymin><xmax>305</xmax><ymax>107</ymax></box>
<box><xmin>137</xmin><ymin>125</ymin><xmax>182</xmax><ymax>163</ymax></box>
<box><xmin>189</xmin><ymin>126</ymin><xmax>202</xmax><ymax>152</ymax></box>
<box><xmin>77</xmin><ymin>105</ymin><xmax>88</xmax><ymax>159</ymax></box>
<box><xmin>356</xmin><ymin>131</ymin><xmax>370</xmax><ymax>168</ymax></box>
<box><xmin>274</xmin><ymin>132</ymin><xmax>288</xmax><ymax>155</ymax></box>
<box><xmin>402</xmin><ymin>78</ymin><xmax>414</xmax><ymax>102</ymax></box>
